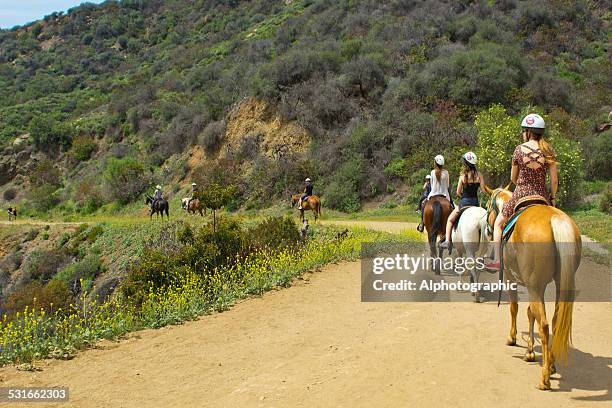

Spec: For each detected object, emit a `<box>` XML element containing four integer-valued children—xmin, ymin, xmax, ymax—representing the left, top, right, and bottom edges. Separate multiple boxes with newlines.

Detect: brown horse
<box><xmin>182</xmin><ymin>197</ymin><xmax>206</xmax><ymax>216</ymax></box>
<box><xmin>423</xmin><ymin>195</ymin><xmax>453</xmax><ymax>273</ymax></box>
<box><xmin>484</xmin><ymin>186</ymin><xmax>581</xmax><ymax>390</ymax></box>
<box><xmin>291</xmin><ymin>194</ymin><xmax>321</xmax><ymax>222</ymax></box>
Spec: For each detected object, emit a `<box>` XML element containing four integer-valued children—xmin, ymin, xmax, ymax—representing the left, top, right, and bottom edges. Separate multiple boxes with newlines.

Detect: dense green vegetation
<box><xmin>0</xmin><ymin>0</ymin><xmax>610</xmax><ymax>215</ymax></box>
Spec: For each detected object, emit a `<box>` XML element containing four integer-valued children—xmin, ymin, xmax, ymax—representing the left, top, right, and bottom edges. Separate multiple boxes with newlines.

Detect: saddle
<box><xmin>502</xmin><ymin>195</ymin><xmax>549</xmax><ymax>241</ymax></box>
<box><xmin>452</xmin><ymin>205</ymin><xmax>476</xmax><ymax>230</ymax></box>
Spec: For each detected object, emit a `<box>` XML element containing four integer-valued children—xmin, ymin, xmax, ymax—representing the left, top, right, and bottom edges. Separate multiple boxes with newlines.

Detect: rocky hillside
<box><xmin>0</xmin><ymin>0</ymin><xmax>610</xmax><ymax>214</ymax></box>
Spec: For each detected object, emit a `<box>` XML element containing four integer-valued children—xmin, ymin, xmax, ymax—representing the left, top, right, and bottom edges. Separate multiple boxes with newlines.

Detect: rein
<box><xmin>486</xmin><ymin>190</ymin><xmax>501</xmax><ymax>238</ymax></box>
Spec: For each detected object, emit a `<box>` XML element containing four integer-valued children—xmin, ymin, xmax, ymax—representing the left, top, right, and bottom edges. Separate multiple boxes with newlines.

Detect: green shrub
<box><xmin>247</xmin><ymin>216</ymin><xmax>300</xmax><ymax>251</ymax></box>
<box><xmin>324</xmin><ymin>181</ymin><xmax>361</xmax><ymax>213</ymax></box>
<box><xmin>21</xmin><ymin>249</ymin><xmax>69</xmax><ymax>285</ymax></box>
<box><xmin>600</xmin><ymin>184</ymin><xmax>612</xmax><ymax>214</ymax></box>
<box><xmin>103</xmin><ymin>157</ymin><xmax>147</xmax><ymax>204</ymax></box>
<box><xmin>70</xmin><ymin>135</ymin><xmax>97</xmax><ymax>161</ymax></box>
<box><xmin>55</xmin><ymin>253</ymin><xmax>105</xmax><ymax>294</ymax></box>
<box><xmin>3</xmin><ymin>280</ymin><xmax>73</xmax><ymax>317</ymax></box>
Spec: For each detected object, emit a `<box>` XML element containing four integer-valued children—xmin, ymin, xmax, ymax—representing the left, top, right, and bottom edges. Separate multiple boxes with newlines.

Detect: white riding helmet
<box><xmin>521</xmin><ymin>114</ymin><xmax>545</xmax><ymax>130</ymax></box>
<box><xmin>463</xmin><ymin>151</ymin><xmax>477</xmax><ymax>165</ymax></box>
<box><xmin>156</xmin><ymin>185</ymin><xmax>162</xmax><ymax>190</ymax></box>
<box><xmin>305</xmin><ymin>178</ymin><xmax>311</xmax><ymax>182</ymax></box>
<box><xmin>434</xmin><ymin>155</ymin><xmax>445</xmax><ymax>166</ymax></box>
<box><xmin>425</xmin><ymin>175</ymin><xmax>431</xmax><ymax>180</ymax></box>
<box><xmin>192</xmin><ymin>182</ymin><xmax>197</xmax><ymax>186</ymax></box>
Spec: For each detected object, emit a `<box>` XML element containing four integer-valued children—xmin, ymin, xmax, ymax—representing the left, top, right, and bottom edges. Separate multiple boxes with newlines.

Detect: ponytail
<box><xmin>531</xmin><ymin>132</ymin><xmax>556</xmax><ymax>164</ymax></box>
<box><xmin>434</xmin><ymin>164</ymin><xmax>442</xmax><ymax>182</ymax></box>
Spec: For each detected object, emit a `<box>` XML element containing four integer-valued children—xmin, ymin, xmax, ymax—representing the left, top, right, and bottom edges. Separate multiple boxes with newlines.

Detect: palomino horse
<box><xmin>484</xmin><ymin>186</ymin><xmax>581</xmax><ymax>390</ymax></box>
<box><xmin>291</xmin><ymin>194</ymin><xmax>321</xmax><ymax>223</ymax></box>
<box><xmin>423</xmin><ymin>195</ymin><xmax>453</xmax><ymax>273</ymax></box>
<box><xmin>448</xmin><ymin>206</ymin><xmax>488</xmax><ymax>302</ymax></box>
<box><xmin>182</xmin><ymin>197</ymin><xmax>206</xmax><ymax>216</ymax></box>
<box><xmin>146</xmin><ymin>195</ymin><xmax>169</xmax><ymax>220</ymax></box>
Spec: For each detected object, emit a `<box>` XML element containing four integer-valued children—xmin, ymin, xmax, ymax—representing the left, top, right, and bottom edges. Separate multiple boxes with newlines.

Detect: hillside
<box><xmin>0</xmin><ymin>0</ymin><xmax>610</xmax><ymax>215</ymax></box>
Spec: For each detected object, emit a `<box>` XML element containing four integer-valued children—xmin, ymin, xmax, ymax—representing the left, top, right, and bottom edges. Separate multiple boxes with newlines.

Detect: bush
<box><xmin>600</xmin><ymin>184</ymin><xmax>612</xmax><ymax>214</ymax></box>
<box><xmin>21</xmin><ymin>249</ymin><xmax>69</xmax><ymax>285</ymax></box>
<box><xmin>55</xmin><ymin>253</ymin><xmax>105</xmax><ymax>294</ymax></box>
<box><xmin>198</xmin><ymin>120</ymin><xmax>226</xmax><ymax>154</ymax></box>
<box><xmin>247</xmin><ymin>216</ymin><xmax>300</xmax><ymax>251</ymax></box>
<box><xmin>582</xmin><ymin>130</ymin><xmax>611</xmax><ymax>180</ymax></box>
<box><xmin>3</xmin><ymin>280</ymin><xmax>73</xmax><ymax>317</ymax></box>
<box><xmin>29</xmin><ymin>159</ymin><xmax>62</xmax><ymax>187</ymax></box>
<box><xmin>324</xmin><ymin>180</ymin><xmax>361</xmax><ymax>213</ymax></box>
<box><xmin>103</xmin><ymin>157</ymin><xmax>147</xmax><ymax>204</ymax></box>
<box><xmin>3</xmin><ymin>188</ymin><xmax>16</xmax><ymax>201</ymax></box>
<box><xmin>70</xmin><ymin>135</ymin><xmax>97</xmax><ymax>161</ymax></box>
<box><xmin>29</xmin><ymin>185</ymin><xmax>60</xmax><ymax>212</ymax></box>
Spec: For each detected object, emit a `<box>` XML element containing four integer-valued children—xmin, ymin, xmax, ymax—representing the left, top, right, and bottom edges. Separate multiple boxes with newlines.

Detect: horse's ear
<box><xmin>503</xmin><ymin>182</ymin><xmax>512</xmax><ymax>191</ymax></box>
<box><xmin>483</xmin><ymin>185</ymin><xmax>494</xmax><ymax>195</ymax></box>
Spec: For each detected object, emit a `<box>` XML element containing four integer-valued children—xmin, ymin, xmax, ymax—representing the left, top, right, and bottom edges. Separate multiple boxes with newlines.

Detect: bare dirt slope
<box><xmin>0</xmin><ymin>221</ymin><xmax>610</xmax><ymax>407</ymax></box>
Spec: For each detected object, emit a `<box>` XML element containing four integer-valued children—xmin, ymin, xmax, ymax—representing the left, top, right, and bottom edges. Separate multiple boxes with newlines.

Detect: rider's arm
<box><xmin>510</xmin><ymin>163</ymin><xmax>519</xmax><ymax>185</ymax></box>
<box><xmin>479</xmin><ymin>172</ymin><xmax>487</xmax><ymax>192</ymax></box>
<box><xmin>455</xmin><ymin>176</ymin><xmax>463</xmax><ymax>198</ymax></box>
<box><xmin>549</xmin><ymin>162</ymin><xmax>558</xmax><ymax>201</ymax></box>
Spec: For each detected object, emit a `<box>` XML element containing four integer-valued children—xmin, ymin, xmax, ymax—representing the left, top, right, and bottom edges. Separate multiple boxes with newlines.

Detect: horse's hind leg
<box><xmin>531</xmin><ymin>299</ymin><xmax>552</xmax><ymax>390</ymax></box>
<box><xmin>524</xmin><ymin>305</ymin><xmax>536</xmax><ymax>362</ymax></box>
<box><xmin>507</xmin><ymin>289</ymin><xmax>518</xmax><ymax>346</ymax></box>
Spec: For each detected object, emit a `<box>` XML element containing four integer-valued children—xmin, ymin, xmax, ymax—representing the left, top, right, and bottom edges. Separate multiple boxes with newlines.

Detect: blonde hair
<box><xmin>530</xmin><ymin>131</ymin><xmax>556</xmax><ymax>164</ymax></box>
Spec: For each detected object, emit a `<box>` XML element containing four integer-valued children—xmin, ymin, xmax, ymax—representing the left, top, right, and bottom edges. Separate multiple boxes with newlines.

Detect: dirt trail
<box><xmin>0</xmin><ymin>221</ymin><xmax>610</xmax><ymax>407</ymax></box>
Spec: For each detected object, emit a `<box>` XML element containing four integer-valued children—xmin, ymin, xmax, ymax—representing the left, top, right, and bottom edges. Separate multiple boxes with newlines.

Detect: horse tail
<box><xmin>429</xmin><ymin>200</ymin><xmax>442</xmax><ymax>242</ymax></box>
<box><xmin>550</xmin><ymin>214</ymin><xmax>581</xmax><ymax>364</ymax></box>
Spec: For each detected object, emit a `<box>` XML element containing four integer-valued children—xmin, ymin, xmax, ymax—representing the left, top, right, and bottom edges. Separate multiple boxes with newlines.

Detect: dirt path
<box><xmin>0</xmin><ymin>221</ymin><xmax>610</xmax><ymax>407</ymax></box>
<box><xmin>321</xmin><ymin>220</ymin><xmax>419</xmax><ymax>234</ymax></box>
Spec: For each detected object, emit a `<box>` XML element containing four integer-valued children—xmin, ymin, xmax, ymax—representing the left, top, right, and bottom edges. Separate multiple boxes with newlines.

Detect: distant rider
<box><xmin>417</xmin><ymin>155</ymin><xmax>452</xmax><ymax>232</ymax></box>
<box><xmin>153</xmin><ymin>185</ymin><xmax>163</xmax><ymax>207</ymax></box>
<box><xmin>439</xmin><ymin>151</ymin><xmax>487</xmax><ymax>250</ymax></box>
<box><xmin>188</xmin><ymin>182</ymin><xmax>199</xmax><ymax>207</ymax></box>
<box><xmin>416</xmin><ymin>174</ymin><xmax>432</xmax><ymax>212</ymax></box>
<box><xmin>298</xmin><ymin>178</ymin><xmax>313</xmax><ymax>210</ymax></box>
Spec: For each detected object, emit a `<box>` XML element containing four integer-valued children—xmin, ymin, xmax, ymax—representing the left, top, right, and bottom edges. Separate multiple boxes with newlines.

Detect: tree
<box><xmin>103</xmin><ymin>157</ymin><xmax>147</xmax><ymax>204</ymax></box>
<box><xmin>199</xmin><ymin>183</ymin><xmax>237</xmax><ymax>233</ymax></box>
<box><xmin>474</xmin><ymin>105</ymin><xmax>520</xmax><ymax>187</ymax></box>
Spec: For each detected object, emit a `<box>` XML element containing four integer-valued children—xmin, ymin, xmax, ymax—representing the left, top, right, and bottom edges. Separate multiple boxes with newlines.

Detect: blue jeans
<box><xmin>459</xmin><ymin>197</ymin><xmax>479</xmax><ymax>208</ymax></box>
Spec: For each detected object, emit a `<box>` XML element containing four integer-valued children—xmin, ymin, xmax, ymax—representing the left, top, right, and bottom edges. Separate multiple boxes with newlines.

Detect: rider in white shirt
<box><xmin>418</xmin><ymin>155</ymin><xmax>452</xmax><ymax>232</ymax></box>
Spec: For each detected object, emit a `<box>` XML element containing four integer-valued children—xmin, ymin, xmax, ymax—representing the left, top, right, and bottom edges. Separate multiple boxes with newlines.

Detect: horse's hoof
<box><xmin>524</xmin><ymin>352</ymin><xmax>536</xmax><ymax>362</ymax></box>
<box><xmin>506</xmin><ymin>337</ymin><xmax>516</xmax><ymax>346</ymax></box>
<box><xmin>474</xmin><ymin>296</ymin><xmax>483</xmax><ymax>303</ymax></box>
<box><xmin>537</xmin><ymin>381</ymin><xmax>551</xmax><ymax>391</ymax></box>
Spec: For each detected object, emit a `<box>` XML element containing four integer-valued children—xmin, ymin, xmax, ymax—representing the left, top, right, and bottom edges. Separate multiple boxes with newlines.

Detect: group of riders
<box><xmin>147</xmin><ymin>112</ymin><xmax>557</xmax><ymax>263</ymax></box>
<box><xmin>415</xmin><ymin>113</ymin><xmax>558</xmax><ymax>271</ymax></box>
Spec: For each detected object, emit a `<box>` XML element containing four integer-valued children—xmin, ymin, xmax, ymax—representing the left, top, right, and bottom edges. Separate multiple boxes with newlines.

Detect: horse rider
<box><xmin>417</xmin><ymin>155</ymin><xmax>452</xmax><ymax>232</ymax></box>
<box><xmin>153</xmin><ymin>185</ymin><xmax>163</xmax><ymax>208</ymax></box>
<box><xmin>439</xmin><ymin>151</ymin><xmax>487</xmax><ymax>250</ymax></box>
<box><xmin>188</xmin><ymin>182</ymin><xmax>199</xmax><ymax>207</ymax></box>
<box><xmin>485</xmin><ymin>113</ymin><xmax>558</xmax><ymax>271</ymax></box>
<box><xmin>298</xmin><ymin>178</ymin><xmax>313</xmax><ymax>210</ymax></box>
<box><xmin>415</xmin><ymin>174</ymin><xmax>432</xmax><ymax>212</ymax></box>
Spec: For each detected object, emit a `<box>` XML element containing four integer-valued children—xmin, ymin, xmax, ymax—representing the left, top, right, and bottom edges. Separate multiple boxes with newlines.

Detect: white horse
<box><xmin>181</xmin><ymin>197</ymin><xmax>190</xmax><ymax>211</ymax></box>
<box><xmin>449</xmin><ymin>206</ymin><xmax>489</xmax><ymax>302</ymax></box>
